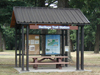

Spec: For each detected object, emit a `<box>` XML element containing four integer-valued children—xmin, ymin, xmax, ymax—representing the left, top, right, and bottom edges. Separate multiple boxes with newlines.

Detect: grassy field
<box><xmin>0</xmin><ymin>51</ymin><xmax>100</xmax><ymax>75</ymax></box>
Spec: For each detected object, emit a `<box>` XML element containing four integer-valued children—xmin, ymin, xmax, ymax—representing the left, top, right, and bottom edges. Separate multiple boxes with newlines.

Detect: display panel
<box><xmin>25</xmin><ymin>35</ymin><xmax>40</xmax><ymax>54</ymax></box>
<box><xmin>45</xmin><ymin>35</ymin><xmax>60</xmax><ymax>55</ymax></box>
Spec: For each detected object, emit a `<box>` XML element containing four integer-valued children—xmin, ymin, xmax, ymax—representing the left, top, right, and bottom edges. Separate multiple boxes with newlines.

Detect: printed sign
<box><xmin>39</xmin><ymin>26</ymin><xmax>70</xmax><ymax>29</ymax></box>
<box><xmin>29</xmin><ymin>45</ymin><xmax>35</xmax><ymax>51</ymax></box>
<box><xmin>45</xmin><ymin>35</ymin><xmax>60</xmax><ymax>55</ymax></box>
<box><xmin>65</xmin><ymin>46</ymin><xmax>69</xmax><ymax>52</ymax></box>
<box><xmin>25</xmin><ymin>35</ymin><xmax>40</xmax><ymax>54</ymax></box>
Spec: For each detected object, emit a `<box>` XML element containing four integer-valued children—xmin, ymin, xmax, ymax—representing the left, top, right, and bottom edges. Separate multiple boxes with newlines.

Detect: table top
<box><xmin>29</xmin><ymin>56</ymin><xmax>68</xmax><ymax>58</ymax></box>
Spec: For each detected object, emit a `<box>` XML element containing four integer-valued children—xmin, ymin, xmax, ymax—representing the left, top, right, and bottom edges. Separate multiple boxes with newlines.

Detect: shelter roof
<box><xmin>10</xmin><ymin>6</ymin><xmax>90</xmax><ymax>27</ymax></box>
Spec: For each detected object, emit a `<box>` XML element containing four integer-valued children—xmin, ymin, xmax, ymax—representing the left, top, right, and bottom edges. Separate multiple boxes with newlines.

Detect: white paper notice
<box><xmin>29</xmin><ymin>40</ymin><xmax>31</xmax><ymax>44</ymax></box>
<box><xmin>35</xmin><ymin>36</ymin><xmax>39</xmax><ymax>39</ymax></box>
<box><xmin>31</xmin><ymin>40</ymin><xmax>34</xmax><ymax>44</ymax></box>
<box><xmin>35</xmin><ymin>40</ymin><xmax>39</xmax><ymax>44</ymax></box>
<box><xmin>25</xmin><ymin>40</ymin><xmax>26</xmax><ymax>44</ymax></box>
<box><xmin>29</xmin><ymin>45</ymin><xmax>35</xmax><ymax>51</ymax></box>
<box><xmin>65</xmin><ymin>46</ymin><xmax>69</xmax><ymax>52</ymax></box>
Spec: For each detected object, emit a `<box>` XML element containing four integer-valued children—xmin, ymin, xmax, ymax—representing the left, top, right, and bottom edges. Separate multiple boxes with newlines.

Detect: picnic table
<box><xmin>29</xmin><ymin>56</ymin><xmax>69</xmax><ymax>69</ymax></box>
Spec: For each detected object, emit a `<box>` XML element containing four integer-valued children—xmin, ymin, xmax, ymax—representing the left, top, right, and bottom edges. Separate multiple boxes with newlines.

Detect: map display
<box><xmin>47</xmin><ymin>39</ymin><xmax>58</xmax><ymax>46</ymax></box>
<box><xmin>45</xmin><ymin>35</ymin><xmax>60</xmax><ymax>55</ymax></box>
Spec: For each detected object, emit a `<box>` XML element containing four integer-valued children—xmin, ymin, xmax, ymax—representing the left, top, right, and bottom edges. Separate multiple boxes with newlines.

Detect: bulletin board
<box><xmin>45</xmin><ymin>35</ymin><xmax>60</xmax><ymax>55</ymax></box>
<box><xmin>25</xmin><ymin>35</ymin><xmax>40</xmax><ymax>54</ymax></box>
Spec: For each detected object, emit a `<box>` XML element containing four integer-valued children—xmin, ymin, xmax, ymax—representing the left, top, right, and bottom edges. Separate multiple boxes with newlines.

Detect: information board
<box><xmin>45</xmin><ymin>35</ymin><xmax>60</xmax><ymax>55</ymax></box>
<box><xmin>25</xmin><ymin>35</ymin><xmax>40</xmax><ymax>54</ymax></box>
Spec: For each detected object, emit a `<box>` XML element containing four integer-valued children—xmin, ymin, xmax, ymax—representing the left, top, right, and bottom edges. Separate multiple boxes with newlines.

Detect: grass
<box><xmin>0</xmin><ymin>50</ymin><xmax>100</xmax><ymax>75</ymax></box>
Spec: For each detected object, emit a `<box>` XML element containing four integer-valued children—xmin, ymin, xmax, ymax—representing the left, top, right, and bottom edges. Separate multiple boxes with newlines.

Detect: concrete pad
<box><xmin>15</xmin><ymin>66</ymin><xmax>92</xmax><ymax>73</ymax></box>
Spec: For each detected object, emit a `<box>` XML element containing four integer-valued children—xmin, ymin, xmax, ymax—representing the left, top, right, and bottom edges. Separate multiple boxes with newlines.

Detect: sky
<box><xmin>45</xmin><ymin>1</ymin><xmax>58</xmax><ymax>8</ymax></box>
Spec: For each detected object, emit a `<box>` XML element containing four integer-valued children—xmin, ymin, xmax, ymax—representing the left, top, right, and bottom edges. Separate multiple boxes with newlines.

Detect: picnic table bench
<box><xmin>29</xmin><ymin>56</ymin><xmax>69</xmax><ymax>69</ymax></box>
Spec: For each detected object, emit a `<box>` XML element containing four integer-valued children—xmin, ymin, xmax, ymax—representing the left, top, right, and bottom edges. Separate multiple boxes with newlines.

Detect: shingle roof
<box><xmin>10</xmin><ymin>6</ymin><xmax>90</xmax><ymax>27</ymax></box>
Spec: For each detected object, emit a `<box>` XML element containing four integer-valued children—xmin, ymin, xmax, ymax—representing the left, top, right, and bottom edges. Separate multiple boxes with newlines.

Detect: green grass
<box><xmin>0</xmin><ymin>50</ymin><xmax>100</xmax><ymax>75</ymax></box>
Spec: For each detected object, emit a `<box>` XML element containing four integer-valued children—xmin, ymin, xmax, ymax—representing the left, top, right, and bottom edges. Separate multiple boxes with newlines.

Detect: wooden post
<box><xmin>22</xmin><ymin>25</ymin><xmax>24</xmax><ymax>71</ymax></box>
<box><xmin>76</xmin><ymin>26</ymin><xmax>80</xmax><ymax>70</ymax></box>
<box><xmin>26</xmin><ymin>25</ymin><xmax>29</xmax><ymax>71</ymax></box>
<box><xmin>18</xmin><ymin>27</ymin><xmax>21</xmax><ymax>67</ymax></box>
<box><xmin>81</xmin><ymin>26</ymin><xmax>84</xmax><ymax>70</ymax></box>
<box><xmin>15</xmin><ymin>25</ymin><xmax>17</xmax><ymax>67</ymax></box>
<box><xmin>65</xmin><ymin>30</ymin><xmax>68</xmax><ymax>67</ymax></box>
<box><xmin>62</xmin><ymin>30</ymin><xmax>64</xmax><ymax>56</ymax></box>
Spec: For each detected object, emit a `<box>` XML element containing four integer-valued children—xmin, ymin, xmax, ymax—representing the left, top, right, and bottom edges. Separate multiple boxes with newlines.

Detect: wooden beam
<box><xmin>29</xmin><ymin>24</ymin><xmax>62</xmax><ymax>26</ymax></box>
<box><xmin>10</xmin><ymin>11</ymin><xmax>16</xmax><ymax>28</ymax></box>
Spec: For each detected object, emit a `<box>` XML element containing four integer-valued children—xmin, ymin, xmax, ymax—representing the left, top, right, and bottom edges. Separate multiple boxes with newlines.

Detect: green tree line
<box><xmin>0</xmin><ymin>0</ymin><xmax>99</xmax><ymax>53</ymax></box>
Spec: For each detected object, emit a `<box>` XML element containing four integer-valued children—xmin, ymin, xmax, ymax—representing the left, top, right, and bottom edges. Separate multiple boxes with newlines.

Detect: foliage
<box><xmin>0</xmin><ymin>0</ymin><xmax>32</xmax><ymax>50</ymax></box>
<box><xmin>0</xmin><ymin>0</ymin><xmax>100</xmax><ymax>51</ymax></box>
<box><xmin>2</xmin><ymin>25</ymin><xmax>15</xmax><ymax>49</ymax></box>
<box><xmin>69</xmin><ymin>0</ymin><xmax>100</xmax><ymax>51</ymax></box>
<box><xmin>48</xmin><ymin>29</ymin><xmax>56</xmax><ymax>34</ymax></box>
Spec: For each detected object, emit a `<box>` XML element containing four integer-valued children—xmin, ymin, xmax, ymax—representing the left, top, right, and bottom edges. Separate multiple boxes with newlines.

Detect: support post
<box><xmin>76</xmin><ymin>26</ymin><xmax>80</xmax><ymax>70</ymax></box>
<box><xmin>81</xmin><ymin>26</ymin><xmax>84</xmax><ymax>70</ymax></box>
<box><xmin>65</xmin><ymin>30</ymin><xmax>68</xmax><ymax>67</ymax></box>
<box><xmin>62</xmin><ymin>30</ymin><xmax>64</xmax><ymax>56</ymax></box>
<box><xmin>15</xmin><ymin>25</ymin><xmax>17</xmax><ymax>67</ymax></box>
<box><xmin>65</xmin><ymin>30</ymin><xmax>68</xmax><ymax>46</ymax></box>
<box><xmin>19</xmin><ymin>27</ymin><xmax>21</xmax><ymax>67</ymax></box>
<box><xmin>26</xmin><ymin>25</ymin><xmax>29</xmax><ymax>71</ymax></box>
<box><xmin>22</xmin><ymin>25</ymin><xmax>24</xmax><ymax>71</ymax></box>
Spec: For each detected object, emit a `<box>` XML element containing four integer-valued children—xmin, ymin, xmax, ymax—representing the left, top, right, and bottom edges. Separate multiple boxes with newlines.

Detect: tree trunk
<box><xmin>37</xmin><ymin>0</ymin><xmax>47</xmax><ymax>55</ymax></box>
<box><xmin>70</xmin><ymin>39</ymin><xmax>73</xmax><ymax>52</ymax></box>
<box><xmin>41</xmin><ymin>30</ymin><xmax>48</xmax><ymax>55</ymax></box>
<box><xmin>0</xmin><ymin>32</ymin><xmax>3</xmax><ymax>51</ymax></box>
<box><xmin>2</xmin><ymin>38</ymin><xmax>6</xmax><ymax>51</ymax></box>
<box><xmin>38</xmin><ymin>0</ymin><xmax>45</xmax><ymax>7</ymax></box>
<box><xmin>68</xmin><ymin>30</ymin><xmax>72</xmax><ymax>60</ymax></box>
<box><xmin>58</xmin><ymin>0</ymin><xmax>69</xmax><ymax>8</ymax></box>
<box><xmin>57</xmin><ymin>0</ymin><xmax>69</xmax><ymax>52</ymax></box>
<box><xmin>58</xmin><ymin>0</ymin><xmax>72</xmax><ymax>60</ymax></box>
<box><xmin>94</xmin><ymin>25</ymin><xmax>100</xmax><ymax>53</ymax></box>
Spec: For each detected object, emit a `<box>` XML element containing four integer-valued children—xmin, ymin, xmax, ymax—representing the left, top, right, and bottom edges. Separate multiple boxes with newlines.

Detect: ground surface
<box><xmin>0</xmin><ymin>51</ymin><xmax>100</xmax><ymax>75</ymax></box>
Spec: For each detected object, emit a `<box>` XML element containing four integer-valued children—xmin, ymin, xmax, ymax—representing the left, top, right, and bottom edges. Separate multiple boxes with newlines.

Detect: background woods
<box><xmin>0</xmin><ymin>0</ymin><xmax>100</xmax><ymax>53</ymax></box>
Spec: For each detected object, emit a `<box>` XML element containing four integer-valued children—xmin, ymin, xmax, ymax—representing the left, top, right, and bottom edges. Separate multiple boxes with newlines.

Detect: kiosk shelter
<box><xmin>10</xmin><ymin>7</ymin><xmax>90</xmax><ymax>71</ymax></box>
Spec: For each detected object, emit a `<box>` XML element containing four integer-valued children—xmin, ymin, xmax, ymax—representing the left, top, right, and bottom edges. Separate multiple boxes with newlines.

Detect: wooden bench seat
<box><xmin>29</xmin><ymin>62</ymin><xmax>69</xmax><ymax>65</ymax></box>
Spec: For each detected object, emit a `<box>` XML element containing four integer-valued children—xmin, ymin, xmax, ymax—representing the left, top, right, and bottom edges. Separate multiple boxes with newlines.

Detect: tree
<box><xmin>57</xmin><ymin>0</ymin><xmax>73</xmax><ymax>61</ymax></box>
<box><xmin>58</xmin><ymin>0</ymin><xmax>68</xmax><ymax>7</ymax></box>
<box><xmin>0</xmin><ymin>0</ymin><xmax>30</xmax><ymax>50</ymax></box>
<box><xmin>69</xmin><ymin>0</ymin><xmax>100</xmax><ymax>53</ymax></box>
